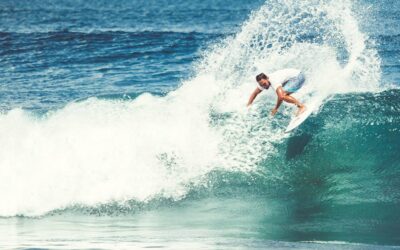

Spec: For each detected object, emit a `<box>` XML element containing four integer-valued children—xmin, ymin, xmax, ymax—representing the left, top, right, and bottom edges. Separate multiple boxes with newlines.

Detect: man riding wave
<box><xmin>247</xmin><ymin>68</ymin><xmax>306</xmax><ymax>116</ymax></box>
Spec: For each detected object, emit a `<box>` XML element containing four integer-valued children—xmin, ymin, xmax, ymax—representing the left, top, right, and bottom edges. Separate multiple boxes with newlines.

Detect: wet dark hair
<box><xmin>256</xmin><ymin>73</ymin><xmax>268</xmax><ymax>82</ymax></box>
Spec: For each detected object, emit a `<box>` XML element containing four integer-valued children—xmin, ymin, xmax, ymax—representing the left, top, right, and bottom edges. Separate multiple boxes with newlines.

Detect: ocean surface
<box><xmin>0</xmin><ymin>0</ymin><xmax>400</xmax><ymax>249</ymax></box>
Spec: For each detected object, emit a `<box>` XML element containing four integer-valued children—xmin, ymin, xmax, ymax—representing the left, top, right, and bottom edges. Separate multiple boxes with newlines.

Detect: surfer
<box><xmin>247</xmin><ymin>68</ymin><xmax>306</xmax><ymax>116</ymax></box>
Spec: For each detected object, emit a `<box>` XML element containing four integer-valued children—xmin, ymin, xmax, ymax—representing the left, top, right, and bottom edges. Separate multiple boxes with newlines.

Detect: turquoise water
<box><xmin>1</xmin><ymin>0</ymin><xmax>400</xmax><ymax>249</ymax></box>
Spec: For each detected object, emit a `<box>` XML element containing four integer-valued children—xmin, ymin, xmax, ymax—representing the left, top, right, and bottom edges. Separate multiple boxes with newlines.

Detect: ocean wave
<box><xmin>0</xmin><ymin>0</ymin><xmax>386</xmax><ymax>217</ymax></box>
<box><xmin>74</xmin><ymin>90</ymin><xmax>400</xmax><ymax>215</ymax></box>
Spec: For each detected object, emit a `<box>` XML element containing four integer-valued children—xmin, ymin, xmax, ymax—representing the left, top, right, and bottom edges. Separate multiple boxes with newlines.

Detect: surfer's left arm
<box><xmin>271</xmin><ymin>87</ymin><xmax>284</xmax><ymax>115</ymax></box>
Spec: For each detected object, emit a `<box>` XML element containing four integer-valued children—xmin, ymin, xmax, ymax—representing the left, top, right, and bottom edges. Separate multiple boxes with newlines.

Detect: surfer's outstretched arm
<box><xmin>247</xmin><ymin>88</ymin><xmax>262</xmax><ymax>107</ymax></box>
<box><xmin>272</xmin><ymin>97</ymin><xmax>283</xmax><ymax>115</ymax></box>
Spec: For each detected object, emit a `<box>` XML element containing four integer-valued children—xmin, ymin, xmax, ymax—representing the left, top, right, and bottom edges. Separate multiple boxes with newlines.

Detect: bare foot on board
<box><xmin>296</xmin><ymin>105</ymin><xmax>306</xmax><ymax>116</ymax></box>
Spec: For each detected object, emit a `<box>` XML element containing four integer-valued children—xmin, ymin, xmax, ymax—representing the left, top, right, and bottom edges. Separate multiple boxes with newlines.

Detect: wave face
<box><xmin>0</xmin><ymin>0</ymin><xmax>390</xmax><ymax>219</ymax></box>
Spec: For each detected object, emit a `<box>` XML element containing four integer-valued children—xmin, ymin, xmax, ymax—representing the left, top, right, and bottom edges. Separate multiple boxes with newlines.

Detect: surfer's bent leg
<box><xmin>280</xmin><ymin>73</ymin><xmax>306</xmax><ymax>115</ymax></box>
<box><xmin>276</xmin><ymin>88</ymin><xmax>306</xmax><ymax>115</ymax></box>
<box><xmin>276</xmin><ymin>88</ymin><xmax>304</xmax><ymax>107</ymax></box>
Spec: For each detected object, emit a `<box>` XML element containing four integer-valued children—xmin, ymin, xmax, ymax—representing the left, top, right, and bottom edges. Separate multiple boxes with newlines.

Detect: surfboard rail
<box><xmin>285</xmin><ymin>104</ymin><xmax>317</xmax><ymax>133</ymax></box>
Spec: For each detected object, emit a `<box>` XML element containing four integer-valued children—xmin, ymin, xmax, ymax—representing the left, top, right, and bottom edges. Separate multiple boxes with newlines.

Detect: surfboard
<box><xmin>285</xmin><ymin>103</ymin><xmax>316</xmax><ymax>133</ymax></box>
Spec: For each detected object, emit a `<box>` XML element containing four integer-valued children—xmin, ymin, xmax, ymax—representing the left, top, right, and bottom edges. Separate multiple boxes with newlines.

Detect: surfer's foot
<box><xmin>296</xmin><ymin>105</ymin><xmax>306</xmax><ymax>116</ymax></box>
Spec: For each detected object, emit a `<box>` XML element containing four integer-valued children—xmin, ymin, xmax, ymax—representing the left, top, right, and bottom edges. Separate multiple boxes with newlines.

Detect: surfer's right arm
<box><xmin>247</xmin><ymin>88</ymin><xmax>262</xmax><ymax>107</ymax></box>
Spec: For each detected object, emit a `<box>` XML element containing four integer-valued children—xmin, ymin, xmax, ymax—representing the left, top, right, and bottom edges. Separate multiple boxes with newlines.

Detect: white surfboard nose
<box><xmin>285</xmin><ymin>105</ymin><xmax>316</xmax><ymax>133</ymax></box>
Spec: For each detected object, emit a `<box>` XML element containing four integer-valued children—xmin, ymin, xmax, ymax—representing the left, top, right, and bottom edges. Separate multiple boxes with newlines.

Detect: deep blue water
<box><xmin>0</xmin><ymin>0</ymin><xmax>265</xmax><ymax>112</ymax></box>
<box><xmin>0</xmin><ymin>0</ymin><xmax>399</xmax><ymax>110</ymax></box>
<box><xmin>0</xmin><ymin>0</ymin><xmax>400</xmax><ymax>249</ymax></box>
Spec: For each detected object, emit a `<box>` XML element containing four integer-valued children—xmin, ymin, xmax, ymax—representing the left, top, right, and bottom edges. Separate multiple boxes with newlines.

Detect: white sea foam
<box><xmin>0</xmin><ymin>0</ymin><xmax>381</xmax><ymax>216</ymax></box>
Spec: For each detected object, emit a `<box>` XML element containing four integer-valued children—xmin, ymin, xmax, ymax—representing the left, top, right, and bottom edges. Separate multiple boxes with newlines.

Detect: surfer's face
<box><xmin>258</xmin><ymin>79</ymin><xmax>269</xmax><ymax>88</ymax></box>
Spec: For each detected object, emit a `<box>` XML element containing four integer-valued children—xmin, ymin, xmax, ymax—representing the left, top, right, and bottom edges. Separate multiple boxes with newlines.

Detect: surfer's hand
<box><xmin>271</xmin><ymin>108</ymin><xmax>278</xmax><ymax>116</ymax></box>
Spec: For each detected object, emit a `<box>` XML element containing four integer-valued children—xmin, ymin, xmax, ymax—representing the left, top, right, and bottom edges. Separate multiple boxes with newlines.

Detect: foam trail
<box><xmin>0</xmin><ymin>0</ymin><xmax>381</xmax><ymax>216</ymax></box>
